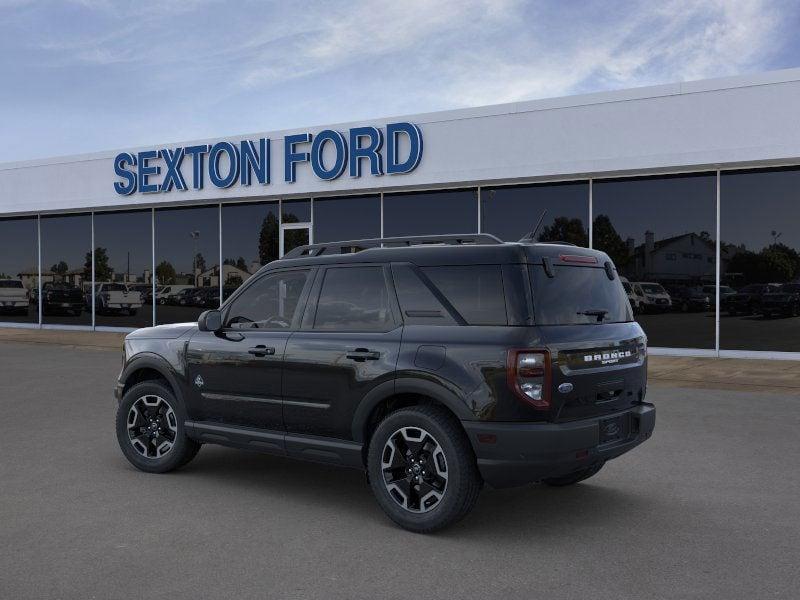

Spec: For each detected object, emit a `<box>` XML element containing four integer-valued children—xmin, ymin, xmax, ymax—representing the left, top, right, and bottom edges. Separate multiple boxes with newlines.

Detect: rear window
<box><xmin>640</xmin><ymin>283</ymin><xmax>665</xmax><ymax>294</ymax></box>
<box><xmin>530</xmin><ymin>265</ymin><xmax>632</xmax><ymax>325</ymax></box>
<box><xmin>421</xmin><ymin>265</ymin><xmax>507</xmax><ymax>325</ymax></box>
<box><xmin>0</xmin><ymin>280</ymin><xmax>23</xmax><ymax>288</ymax></box>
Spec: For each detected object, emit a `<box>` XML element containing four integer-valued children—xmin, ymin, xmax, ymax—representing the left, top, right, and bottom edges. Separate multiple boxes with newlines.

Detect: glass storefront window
<box><xmin>221</xmin><ymin>201</ymin><xmax>279</xmax><ymax>294</ymax></box>
<box><xmin>282</xmin><ymin>199</ymin><xmax>311</xmax><ymax>223</ymax></box>
<box><xmin>155</xmin><ymin>205</ymin><xmax>219</xmax><ymax>325</ymax></box>
<box><xmin>93</xmin><ymin>210</ymin><xmax>153</xmax><ymax>328</ymax></box>
<box><xmin>0</xmin><ymin>217</ymin><xmax>39</xmax><ymax>324</ymax></box>
<box><xmin>720</xmin><ymin>168</ymin><xmax>800</xmax><ymax>352</ymax></box>
<box><xmin>383</xmin><ymin>189</ymin><xmax>478</xmax><ymax>237</ymax></box>
<box><xmin>593</xmin><ymin>173</ymin><xmax>717</xmax><ymax>349</ymax></box>
<box><xmin>39</xmin><ymin>213</ymin><xmax>92</xmax><ymax>326</ymax></box>
<box><xmin>313</xmin><ymin>195</ymin><xmax>381</xmax><ymax>243</ymax></box>
<box><xmin>481</xmin><ymin>182</ymin><xmax>589</xmax><ymax>245</ymax></box>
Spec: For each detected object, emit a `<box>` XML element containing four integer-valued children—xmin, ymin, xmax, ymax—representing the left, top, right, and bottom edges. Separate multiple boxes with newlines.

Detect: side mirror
<box><xmin>198</xmin><ymin>309</ymin><xmax>222</xmax><ymax>332</ymax></box>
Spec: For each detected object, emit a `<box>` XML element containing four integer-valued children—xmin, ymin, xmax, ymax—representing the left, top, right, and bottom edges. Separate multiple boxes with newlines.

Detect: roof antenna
<box><xmin>518</xmin><ymin>209</ymin><xmax>547</xmax><ymax>243</ymax></box>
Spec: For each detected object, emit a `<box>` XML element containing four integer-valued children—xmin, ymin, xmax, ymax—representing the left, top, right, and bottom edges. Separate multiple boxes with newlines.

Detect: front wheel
<box><xmin>367</xmin><ymin>405</ymin><xmax>482</xmax><ymax>533</ymax></box>
<box><xmin>116</xmin><ymin>380</ymin><xmax>200</xmax><ymax>473</ymax></box>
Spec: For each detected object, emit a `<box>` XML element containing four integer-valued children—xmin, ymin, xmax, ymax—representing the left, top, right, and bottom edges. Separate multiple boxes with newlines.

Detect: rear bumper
<box><xmin>463</xmin><ymin>403</ymin><xmax>655</xmax><ymax>488</ymax></box>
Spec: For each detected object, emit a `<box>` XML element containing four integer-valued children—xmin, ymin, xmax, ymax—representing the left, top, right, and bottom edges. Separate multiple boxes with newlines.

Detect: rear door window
<box><xmin>313</xmin><ymin>266</ymin><xmax>394</xmax><ymax>331</ymax></box>
<box><xmin>530</xmin><ymin>265</ymin><xmax>632</xmax><ymax>325</ymax></box>
<box><xmin>421</xmin><ymin>265</ymin><xmax>507</xmax><ymax>325</ymax></box>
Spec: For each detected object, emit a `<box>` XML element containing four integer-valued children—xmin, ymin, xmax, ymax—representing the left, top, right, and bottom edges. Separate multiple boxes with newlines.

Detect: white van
<box><xmin>631</xmin><ymin>282</ymin><xmax>672</xmax><ymax>313</ymax></box>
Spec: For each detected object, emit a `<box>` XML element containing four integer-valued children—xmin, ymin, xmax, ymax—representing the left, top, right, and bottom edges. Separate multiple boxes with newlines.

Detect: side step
<box><xmin>185</xmin><ymin>421</ymin><xmax>364</xmax><ymax>469</ymax></box>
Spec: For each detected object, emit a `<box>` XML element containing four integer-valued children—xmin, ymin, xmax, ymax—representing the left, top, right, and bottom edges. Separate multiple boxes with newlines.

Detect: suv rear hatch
<box><xmin>528</xmin><ymin>256</ymin><xmax>647</xmax><ymax>424</ymax></box>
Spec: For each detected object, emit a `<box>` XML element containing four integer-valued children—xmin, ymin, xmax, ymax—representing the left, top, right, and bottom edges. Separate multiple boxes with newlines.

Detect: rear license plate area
<box><xmin>599</xmin><ymin>415</ymin><xmax>627</xmax><ymax>445</ymax></box>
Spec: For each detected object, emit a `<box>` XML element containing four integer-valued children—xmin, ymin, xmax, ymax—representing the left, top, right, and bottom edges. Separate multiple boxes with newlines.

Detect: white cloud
<box><xmin>431</xmin><ymin>0</ymin><xmax>785</xmax><ymax>107</ymax></box>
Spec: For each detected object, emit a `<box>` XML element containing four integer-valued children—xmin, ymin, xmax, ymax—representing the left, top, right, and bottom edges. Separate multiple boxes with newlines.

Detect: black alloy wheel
<box><xmin>380</xmin><ymin>426</ymin><xmax>448</xmax><ymax>513</ymax></box>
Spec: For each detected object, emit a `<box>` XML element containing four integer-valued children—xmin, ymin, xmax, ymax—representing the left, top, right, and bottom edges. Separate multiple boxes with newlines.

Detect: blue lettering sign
<box><xmin>386</xmin><ymin>122</ymin><xmax>423</xmax><ymax>175</ymax></box>
<box><xmin>113</xmin><ymin>124</ymin><xmax>422</xmax><ymax>194</ymax></box>
<box><xmin>311</xmin><ymin>130</ymin><xmax>347</xmax><ymax>181</ymax></box>
<box><xmin>113</xmin><ymin>152</ymin><xmax>137</xmax><ymax>195</ymax></box>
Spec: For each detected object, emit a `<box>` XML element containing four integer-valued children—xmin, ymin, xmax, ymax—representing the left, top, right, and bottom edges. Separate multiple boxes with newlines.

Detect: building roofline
<box><xmin>3</xmin><ymin>67</ymin><xmax>800</xmax><ymax>171</ymax></box>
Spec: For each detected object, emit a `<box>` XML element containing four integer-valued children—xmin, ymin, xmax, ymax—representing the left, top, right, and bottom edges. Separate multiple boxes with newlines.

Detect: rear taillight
<box><xmin>507</xmin><ymin>349</ymin><xmax>551</xmax><ymax>410</ymax></box>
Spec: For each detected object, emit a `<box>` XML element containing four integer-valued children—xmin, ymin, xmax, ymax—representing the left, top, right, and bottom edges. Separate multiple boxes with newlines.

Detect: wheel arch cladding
<box><xmin>121</xmin><ymin>355</ymin><xmax>181</xmax><ymax>401</ymax></box>
<box><xmin>352</xmin><ymin>378</ymin><xmax>472</xmax><ymax>445</ymax></box>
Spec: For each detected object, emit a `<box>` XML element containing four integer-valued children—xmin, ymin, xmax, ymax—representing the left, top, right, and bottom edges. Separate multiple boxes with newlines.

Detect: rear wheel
<box><xmin>367</xmin><ymin>405</ymin><xmax>482</xmax><ymax>533</ymax></box>
<box><xmin>116</xmin><ymin>380</ymin><xmax>200</xmax><ymax>473</ymax></box>
<box><xmin>543</xmin><ymin>462</ymin><xmax>604</xmax><ymax>487</ymax></box>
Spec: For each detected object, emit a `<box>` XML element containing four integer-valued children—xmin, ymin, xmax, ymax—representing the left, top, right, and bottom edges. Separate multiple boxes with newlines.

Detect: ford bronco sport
<box><xmin>115</xmin><ymin>234</ymin><xmax>655</xmax><ymax>532</ymax></box>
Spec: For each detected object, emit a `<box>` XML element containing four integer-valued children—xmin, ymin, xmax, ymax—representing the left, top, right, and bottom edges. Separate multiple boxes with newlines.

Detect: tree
<box><xmin>537</xmin><ymin>217</ymin><xmax>589</xmax><ymax>247</ymax></box>
<box><xmin>236</xmin><ymin>256</ymin><xmax>248</xmax><ymax>271</ymax></box>
<box><xmin>727</xmin><ymin>243</ymin><xmax>800</xmax><ymax>285</ymax></box>
<box><xmin>84</xmin><ymin>247</ymin><xmax>113</xmax><ymax>282</ymax></box>
<box><xmin>51</xmin><ymin>261</ymin><xmax>68</xmax><ymax>275</ymax></box>
<box><xmin>156</xmin><ymin>261</ymin><xmax>177</xmax><ymax>285</ymax></box>
<box><xmin>194</xmin><ymin>252</ymin><xmax>206</xmax><ymax>273</ymax></box>
<box><xmin>226</xmin><ymin>274</ymin><xmax>243</xmax><ymax>288</ymax></box>
<box><xmin>591</xmin><ymin>215</ymin><xmax>630</xmax><ymax>269</ymax></box>
<box><xmin>258</xmin><ymin>213</ymin><xmax>279</xmax><ymax>264</ymax></box>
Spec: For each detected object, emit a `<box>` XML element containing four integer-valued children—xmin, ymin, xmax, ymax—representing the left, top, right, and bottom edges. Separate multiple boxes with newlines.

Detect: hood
<box><xmin>126</xmin><ymin>322</ymin><xmax>197</xmax><ymax>340</ymax></box>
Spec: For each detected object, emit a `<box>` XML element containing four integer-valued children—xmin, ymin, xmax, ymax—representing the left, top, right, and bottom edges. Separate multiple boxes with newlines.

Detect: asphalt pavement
<box><xmin>1</xmin><ymin>341</ymin><xmax>799</xmax><ymax>599</ymax></box>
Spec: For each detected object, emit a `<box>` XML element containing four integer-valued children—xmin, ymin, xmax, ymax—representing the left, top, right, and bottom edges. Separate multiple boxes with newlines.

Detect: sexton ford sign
<box><xmin>112</xmin><ymin>122</ymin><xmax>423</xmax><ymax>195</ymax></box>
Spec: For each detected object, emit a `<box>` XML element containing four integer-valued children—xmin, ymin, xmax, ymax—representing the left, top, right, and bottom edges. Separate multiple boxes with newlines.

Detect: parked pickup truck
<box><xmin>0</xmin><ymin>279</ymin><xmax>30</xmax><ymax>315</ymax></box>
<box><xmin>90</xmin><ymin>283</ymin><xmax>143</xmax><ymax>316</ymax></box>
<box><xmin>39</xmin><ymin>282</ymin><xmax>84</xmax><ymax>316</ymax></box>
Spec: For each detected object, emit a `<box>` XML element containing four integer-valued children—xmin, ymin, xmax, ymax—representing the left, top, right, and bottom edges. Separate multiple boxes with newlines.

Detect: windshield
<box><xmin>0</xmin><ymin>280</ymin><xmax>23</xmax><ymax>288</ymax></box>
<box><xmin>530</xmin><ymin>265</ymin><xmax>633</xmax><ymax>325</ymax></box>
<box><xmin>640</xmin><ymin>283</ymin><xmax>665</xmax><ymax>294</ymax></box>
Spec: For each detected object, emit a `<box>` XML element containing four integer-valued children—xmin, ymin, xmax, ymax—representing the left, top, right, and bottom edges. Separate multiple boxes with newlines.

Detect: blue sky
<box><xmin>1</xmin><ymin>0</ymin><xmax>799</xmax><ymax>162</ymax></box>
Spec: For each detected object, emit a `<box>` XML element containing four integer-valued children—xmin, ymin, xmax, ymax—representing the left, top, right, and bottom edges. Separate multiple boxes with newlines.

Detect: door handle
<box><xmin>248</xmin><ymin>345</ymin><xmax>276</xmax><ymax>357</ymax></box>
<box><xmin>346</xmin><ymin>348</ymin><xmax>381</xmax><ymax>361</ymax></box>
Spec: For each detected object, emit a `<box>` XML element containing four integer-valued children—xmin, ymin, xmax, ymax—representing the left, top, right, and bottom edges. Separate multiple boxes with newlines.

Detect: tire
<box><xmin>543</xmin><ymin>462</ymin><xmax>604</xmax><ymax>487</ymax></box>
<box><xmin>367</xmin><ymin>405</ymin><xmax>482</xmax><ymax>533</ymax></box>
<box><xmin>116</xmin><ymin>380</ymin><xmax>200</xmax><ymax>473</ymax></box>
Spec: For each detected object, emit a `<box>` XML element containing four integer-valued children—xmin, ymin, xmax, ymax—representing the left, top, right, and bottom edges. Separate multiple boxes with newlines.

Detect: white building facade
<box><xmin>2</xmin><ymin>69</ymin><xmax>800</xmax><ymax>358</ymax></box>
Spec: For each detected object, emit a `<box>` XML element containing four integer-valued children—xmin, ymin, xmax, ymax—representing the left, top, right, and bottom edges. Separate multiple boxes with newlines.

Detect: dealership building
<box><xmin>2</xmin><ymin>68</ymin><xmax>800</xmax><ymax>359</ymax></box>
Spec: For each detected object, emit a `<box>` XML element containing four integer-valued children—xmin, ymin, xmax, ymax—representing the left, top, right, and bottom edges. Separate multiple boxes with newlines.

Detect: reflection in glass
<box><xmin>155</xmin><ymin>205</ymin><xmax>219</xmax><ymax>325</ymax></box>
<box><xmin>383</xmin><ymin>189</ymin><xmax>478</xmax><ymax>237</ymax></box>
<box><xmin>40</xmin><ymin>214</ymin><xmax>92</xmax><ymax>325</ymax></box>
<box><xmin>593</xmin><ymin>174</ymin><xmax>716</xmax><ymax>349</ymax></box>
<box><xmin>93</xmin><ymin>210</ymin><xmax>153</xmax><ymax>328</ymax></box>
<box><xmin>313</xmin><ymin>195</ymin><xmax>381</xmax><ymax>243</ymax></box>
<box><xmin>481</xmin><ymin>182</ymin><xmax>589</xmax><ymax>245</ymax></box>
<box><xmin>282</xmin><ymin>199</ymin><xmax>311</xmax><ymax>223</ymax></box>
<box><xmin>0</xmin><ymin>217</ymin><xmax>39</xmax><ymax>324</ymax></box>
<box><xmin>283</xmin><ymin>228</ymin><xmax>309</xmax><ymax>255</ymax></box>
<box><xmin>221</xmin><ymin>201</ymin><xmax>279</xmax><ymax>293</ymax></box>
<box><xmin>720</xmin><ymin>168</ymin><xmax>800</xmax><ymax>351</ymax></box>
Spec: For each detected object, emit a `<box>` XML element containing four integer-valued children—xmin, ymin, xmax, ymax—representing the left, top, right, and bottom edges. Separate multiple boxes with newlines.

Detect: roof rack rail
<box><xmin>534</xmin><ymin>241</ymin><xmax>577</xmax><ymax>246</ymax></box>
<box><xmin>282</xmin><ymin>233</ymin><xmax>503</xmax><ymax>259</ymax></box>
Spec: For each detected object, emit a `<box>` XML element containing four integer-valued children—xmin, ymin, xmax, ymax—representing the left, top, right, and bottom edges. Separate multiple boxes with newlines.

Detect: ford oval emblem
<box><xmin>558</xmin><ymin>382</ymin><xmax>574</xmax><ymax>394</ymax></box>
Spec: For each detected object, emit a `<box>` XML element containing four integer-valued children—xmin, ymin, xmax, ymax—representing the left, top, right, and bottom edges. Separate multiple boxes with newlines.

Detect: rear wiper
<box><xmin>577</xmin><ymin>309</ymin><xmax>608</xmax><ymax>322</ymax></box>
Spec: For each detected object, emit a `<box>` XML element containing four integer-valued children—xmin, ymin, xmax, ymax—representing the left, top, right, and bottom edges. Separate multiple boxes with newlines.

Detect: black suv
<box><xmin>114</xmin><ymin>234</ymin><xmax>655</xmax><ymax>532</ymax></box>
